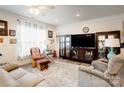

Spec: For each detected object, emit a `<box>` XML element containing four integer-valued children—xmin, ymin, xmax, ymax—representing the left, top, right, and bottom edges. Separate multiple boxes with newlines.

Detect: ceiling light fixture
<box><xmin>27</xmin><ymin>5</ymin><xmax>55</xmax><ymax>15</ymax></box>
<box><xmin>29</xmin><ymin>8</ymin><xmax>40</xmax><ymax>15</ymax></box>
<box><xmin>76</xmin><ymin>14</ymin><xmax>80</xmax><ymax>17</ymax></box>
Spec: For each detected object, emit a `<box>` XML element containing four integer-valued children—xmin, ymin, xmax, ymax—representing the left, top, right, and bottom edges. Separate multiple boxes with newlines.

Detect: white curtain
<box><xmin>17</xmin><ymin>20</ymin><xmax>47</xmax><ymax>59</ymax></box>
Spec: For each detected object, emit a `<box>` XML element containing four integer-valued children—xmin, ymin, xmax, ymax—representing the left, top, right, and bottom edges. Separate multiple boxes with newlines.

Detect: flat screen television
<box><xmin>71</xmin><ymin>34</ymin><xmax>95</xmax><ymax>47</ymax></box>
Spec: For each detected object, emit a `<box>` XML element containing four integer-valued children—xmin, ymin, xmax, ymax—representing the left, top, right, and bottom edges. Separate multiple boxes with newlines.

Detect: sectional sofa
<box><xmin>79</xmin><ymin>54</ymin><xmax>124</xmax><ymax>87</ymax></box>
<box><xmin>0</xmin><ymin>66</ymin><xmax>44</xmax><ymax>87</ymax></box>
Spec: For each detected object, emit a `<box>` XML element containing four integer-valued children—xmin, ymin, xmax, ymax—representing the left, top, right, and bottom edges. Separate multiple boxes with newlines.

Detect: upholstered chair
<box><xmin>30</xmin><ymin>47</ymin><xmax>45</xmax><ymax>67</ymax></box>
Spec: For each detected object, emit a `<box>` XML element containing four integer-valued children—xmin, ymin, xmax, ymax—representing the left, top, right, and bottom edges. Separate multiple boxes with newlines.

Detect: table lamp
<box><xmin>105</xmin><ymin>38</ymin><xmax>120</xmax><ymax>59</ymax></box>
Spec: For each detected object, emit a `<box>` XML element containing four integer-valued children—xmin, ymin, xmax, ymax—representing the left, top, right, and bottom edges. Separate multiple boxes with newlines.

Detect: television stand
<box><xmin>70</xmin><ymin>47</ymin><xmax>96</xmax><ymax>63</ymax></box>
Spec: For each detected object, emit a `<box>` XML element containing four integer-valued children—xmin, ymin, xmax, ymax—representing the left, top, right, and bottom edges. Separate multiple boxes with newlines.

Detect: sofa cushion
<box><xmin>107</xmin><ymin>54</ymin><xmax>124</xmax><ymax>75</ymax></box>
<box><xmin>92</xmin><ymin>59</ymin><xmax>108</xmax><ymax>72</ymax></box>
<box><xmin>9</xmin><ymin>68</ymin><xmax>29</xmax><ymax>80</ymax></box>
<box><xmin>2</xmin><ymin>63</ymin><xmax>19</xmax><ymax>72</ymax></box>
<box><xmin>17</xmin><ymin>73</ymin><xmax>44</xmax><ymax>87</ymax></box>
<box><xmin>0</xmin><ymin>69</ymin><xmax>21</xmax><ymax>87</ymax></box>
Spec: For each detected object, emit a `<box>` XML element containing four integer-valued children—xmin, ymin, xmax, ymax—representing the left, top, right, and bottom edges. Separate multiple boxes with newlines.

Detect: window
<box><xmin>17</xmin><ymin>20</ymin><xmax>47</xmax><ymax>59</ymax></box>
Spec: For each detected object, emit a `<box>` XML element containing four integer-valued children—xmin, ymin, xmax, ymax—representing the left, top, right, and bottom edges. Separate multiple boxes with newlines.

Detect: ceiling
<box><xmin>0</xmin><ymin>5</ymin><xmax>124</xmax><ymax>26</ymax></box>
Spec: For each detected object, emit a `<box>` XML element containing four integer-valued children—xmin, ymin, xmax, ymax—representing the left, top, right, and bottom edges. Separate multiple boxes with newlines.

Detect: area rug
<box><xmin>21</xmin><ymin>61</ymin><xmax>79</xmax><ymax>87</ymax></box>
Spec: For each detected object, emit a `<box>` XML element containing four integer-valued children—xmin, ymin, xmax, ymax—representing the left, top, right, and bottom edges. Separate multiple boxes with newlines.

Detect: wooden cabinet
<box><xmin>84</xmin><ymin>48</ymin><xmax>96</xmax><ymax>62</ymax></box>
<box><xmin>70</xmin><ymin>47</ymin><xmax>79</xmax><ymax>60</ymax></box>
<box><xmin>65</xmin><ymin>35</ymin><xmax>71</xmax><ymax>58</ymax></box>
<box><xmin>59</xmin><ymin>35</ymin><xmax>71</xmax><ymax>58</ymax></box>
<box><xmin>70</xmin><ymin>47</ymin><xmax>96</xmax><ymax>63</ymax></box>
<box><xmin>96</xmin><ymin>31</ymin><xmax>120</xmax><ymax>59</ymax></box>
<box><xmin>59</xmin><ymin>35</ymin><xmax>65</xmax><ymax>57</ymax></box>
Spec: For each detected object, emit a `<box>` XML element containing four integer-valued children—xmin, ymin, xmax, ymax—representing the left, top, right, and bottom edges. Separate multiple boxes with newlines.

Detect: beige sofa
<box><xmin>0</xmin><ymin>67</ymin><xmax>44</xmax><ymax>87</ymax></box>
<box><xmin>79</xmin><ymin>54</ymin><xmax>124</xmax><ymax>87</ymax></box>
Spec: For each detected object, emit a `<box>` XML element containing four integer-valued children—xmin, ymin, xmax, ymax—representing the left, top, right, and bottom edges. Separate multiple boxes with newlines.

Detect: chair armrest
<box><xmin>32</xmin><ymin>57</ymin><xmax>45</xmax><ymax>61</ymax></box>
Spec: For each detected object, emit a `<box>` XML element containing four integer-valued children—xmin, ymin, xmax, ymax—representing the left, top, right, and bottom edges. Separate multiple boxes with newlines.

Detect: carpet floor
<box><xmin>21</xmin><ymin>61</ymin><xmax>80</xmax><ymax>87</ymax></box>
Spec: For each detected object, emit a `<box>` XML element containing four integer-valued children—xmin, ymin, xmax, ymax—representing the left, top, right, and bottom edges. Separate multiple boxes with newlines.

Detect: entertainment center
<box><xmin>59</xmin><ymin>31</ymin><xmax>120</xmax><ymax>63</ymax></box>
<box><xmin>59</xmin><ymin>33</ymin><xmax>97</xmax><ymax>63</ymax></box>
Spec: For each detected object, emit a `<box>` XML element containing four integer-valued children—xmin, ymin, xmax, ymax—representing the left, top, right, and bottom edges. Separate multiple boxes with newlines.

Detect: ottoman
<box><xmin>36</xmin><ymin>59</ymin><xmax>50</xmax><ymax>71</ymax></box>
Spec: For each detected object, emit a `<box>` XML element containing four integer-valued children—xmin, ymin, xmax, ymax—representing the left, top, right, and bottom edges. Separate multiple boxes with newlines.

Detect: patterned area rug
<box><xmin>21</xmin><ymin>61</ymin><xmax>79</xmax><ymax>87</ymax></box>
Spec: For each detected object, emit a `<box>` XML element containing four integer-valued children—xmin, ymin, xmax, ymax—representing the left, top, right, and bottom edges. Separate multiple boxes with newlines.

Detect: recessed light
<box><xmin>76</xmin><ymin>14</ymin><xmax>80</xmax><ymax>17</ymax></box>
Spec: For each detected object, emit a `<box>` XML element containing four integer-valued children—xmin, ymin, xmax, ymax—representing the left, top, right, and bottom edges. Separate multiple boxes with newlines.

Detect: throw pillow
<box><xmin>92</xmin><ymin>60</ymin><xmax>108</xmax><ymax>72</ymax></box>
<box><xmin>2</xmin><ymin>63</ymin><xmax>19</xmax><ymax>72</ymax></box>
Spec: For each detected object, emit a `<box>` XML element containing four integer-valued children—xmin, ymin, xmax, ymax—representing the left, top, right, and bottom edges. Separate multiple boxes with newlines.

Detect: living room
<box><xmin>0</xmin><ymin>1</ymin><xmax>124</xmax><ymax>92</ymax></box>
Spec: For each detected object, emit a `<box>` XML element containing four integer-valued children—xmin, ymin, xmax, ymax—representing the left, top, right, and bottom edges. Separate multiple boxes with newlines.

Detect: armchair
<box><xmin>30</xmin><ymin>47</ymin><xmax>46</xmax><ymax>67</ymax></box>
<box><xmin>30</xmin><ymin>47</ymin><xmax>50</xmax><ymax>70</ymax></box>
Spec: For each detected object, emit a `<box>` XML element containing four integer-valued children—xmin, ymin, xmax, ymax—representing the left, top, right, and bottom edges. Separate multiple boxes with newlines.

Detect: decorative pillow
<box><xmin>92</xmin><ymin>60</ymin><xmax>108</xmax><ymax>72</ymax></box>
<box><xmin>17</xmin><ymin>73</ymin><xmax>44</xmax><ymax>87</ymax></box>
<box><xmin>2</xmin><ymin>63</ymin><xmax>19</xmax><ymax>72</ymax></box>
<box><xmin>107</xmin><ymin>55</ymin><xmax>124</xmax><ymax>75</ymax></box>
<box><xmin>0</xmin><ymin>69</ymin><xmax>21</xmax><ymax>87</ymax></box>
<box><xmin>98</xmin><ymin>58</ymin><xmax>108</xmax><ymax>63</ymax></box>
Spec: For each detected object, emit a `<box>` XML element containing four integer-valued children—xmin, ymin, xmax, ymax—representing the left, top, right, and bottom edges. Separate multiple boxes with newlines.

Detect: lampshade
<box><xmin>105</xmin><ymin>38</ymin><xmax>120</xmax><ymax>47</ymax></box>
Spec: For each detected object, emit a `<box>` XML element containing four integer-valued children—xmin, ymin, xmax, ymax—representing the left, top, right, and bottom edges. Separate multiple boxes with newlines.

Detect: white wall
<box><xmin>0</xmin><ymin>10</ymin><xmax>18</xmax><ymax>63</ymax></box>
<box><xmin>47</xmin><ymin>25</ymin><xmax>57</xmax><ymax>51</ymax></box>
<box><xmin>0</xmin><ymin>10</ymin><xmax>56</xmax><ymax>64</ymax></box>
<box><xmin>56</xmin><ymin>14</ymin><xmax>124</xmax><ymax>56</ymax></box>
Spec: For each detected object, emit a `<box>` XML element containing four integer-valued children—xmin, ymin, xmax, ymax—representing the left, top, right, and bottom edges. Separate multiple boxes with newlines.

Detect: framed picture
<box><xmin>0</xmin><ymin>20</ymin><xmax>8</xmax><ymax>36</ymax></box>
<box><xmin>0</xmin><ymin>38</ymin><xmax>3</xmax><ymax>43</ymax></box>
<box><xmin>48</xmin><ymin>30</ymin><xmax>53</xmax><ymax>38</ymax></box>
<box><xmin>121</xmin><ymin>43</ymin><xmax>124</xmax><ymax>48</ymax></box>
<box><xmin>9</xmin><ymin>30</ymin><xmax>16</xmax><ymax>36</ymax></box>
<box><xmin>10</xmin><ymin>39</ymin><xmax>17</xmax><ymax>44</ymax></box>
<box><xmin>122</xmin><ymin>21</ymin><xmax>124</xmax><ymax>48</ymax></box>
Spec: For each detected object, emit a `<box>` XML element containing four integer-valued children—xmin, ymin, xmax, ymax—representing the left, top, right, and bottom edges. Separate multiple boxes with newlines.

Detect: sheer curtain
<box><xmin>17</xmin><ymin>20</ymin><xmax>47</xmax><ymax>59</ymax></box>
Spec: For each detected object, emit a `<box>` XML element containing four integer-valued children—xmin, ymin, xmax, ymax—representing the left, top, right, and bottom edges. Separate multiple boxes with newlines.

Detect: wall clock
<box><xmin>82</xmin><ymin>27</ymin><xmax>89</xmax><ymax>33</ymax></box>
